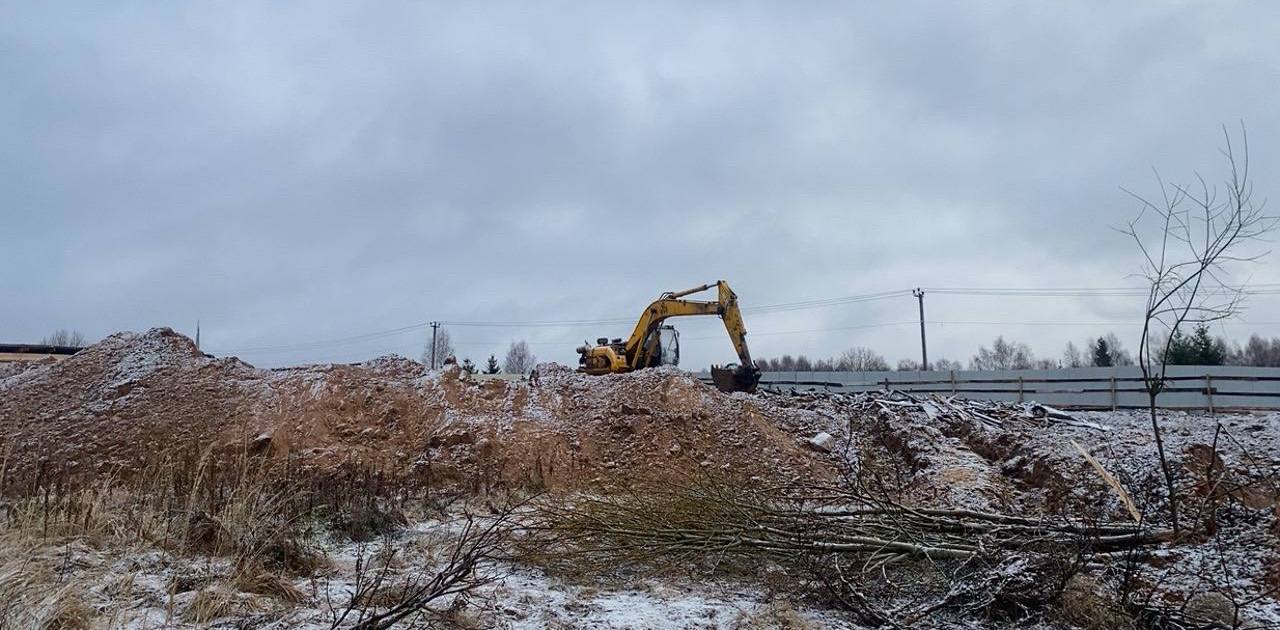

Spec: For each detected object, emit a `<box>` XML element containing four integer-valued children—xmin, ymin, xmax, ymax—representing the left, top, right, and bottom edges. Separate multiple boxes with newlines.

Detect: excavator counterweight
<box><xmin>575</xmin><ymin>281</ymin><xmax>762</xmax><ymax>393</ymax></box>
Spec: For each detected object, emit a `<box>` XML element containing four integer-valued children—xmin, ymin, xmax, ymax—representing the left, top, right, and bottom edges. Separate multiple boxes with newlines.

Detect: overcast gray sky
<box><xmin>4</xmin><ymin>2</ymin><xmax>1280</xmax><ymax>369</ymax></box>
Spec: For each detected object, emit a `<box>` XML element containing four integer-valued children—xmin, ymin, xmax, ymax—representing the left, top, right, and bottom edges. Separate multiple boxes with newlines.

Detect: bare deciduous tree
<box><xmin>41</xmin><ymin>329</ymin><xmax>85</xmax><ymax>346</ymax></box>
<box><xmin>503</xmin><ymin>340</ymin><xmax>536</xmax><ymax>374</ymax></box>
<box><xmin>1119</xmin><ymin>124</ymin><xmax>1275</xmax><ymax>534</ymax></box>
<box><xmin>1062</xmin><ymin>341</ymin><xmax>1084</xmax><ymax>368</ymax></box>
<box><xmin>1105</xmin><ymin>332</ymin><xmax>1135</xmax><ymax>366</ymax></box>
<box><xmin>931</xmin><ymin>358</ymin><xmax>963</xmax><ymax>371</ymax></box>
<box><xmin>1239</xmin><ymin>334</ymin><xmax>1280</xmax><ymax>366</ymax></box>
<box><xmin>421</xmin><ymin>328</ymin><xmax>455</xmax><ymax>368</ymax></box>
<box><xmin>837</xmin><ymin>347</ymin><xmax>890</xmax><ymax>372</ymax></box>
<box><xmin>969</xmin><ymin>336</ymin><xmax>1034</xmax><ymax>370</ymax></box>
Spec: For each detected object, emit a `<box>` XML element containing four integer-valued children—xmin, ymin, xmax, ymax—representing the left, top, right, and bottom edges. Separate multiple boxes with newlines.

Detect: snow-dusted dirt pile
<box><xmin>763</xmin><ymin>391</ymin><xmax>1280</xmax><ymax>625</ymax></box>
<box><xmin>0</xmin><ymin>328</ymin><xmax>832</xmax><ymax>489</ymax></box>
<box><xmin>1</xmin><ymin>328</ymin><xmax>1277</xmax><ymax>627</ymax></box>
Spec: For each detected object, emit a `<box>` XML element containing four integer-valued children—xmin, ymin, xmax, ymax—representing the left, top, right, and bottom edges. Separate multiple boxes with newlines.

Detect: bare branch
<box><xmin>1120</xmin><ymin>124</ymin><xmax>1274</xmax><ymax>535</ymax></box>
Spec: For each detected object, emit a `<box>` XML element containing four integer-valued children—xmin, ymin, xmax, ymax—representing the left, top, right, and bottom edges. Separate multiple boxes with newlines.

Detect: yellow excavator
<box><xmin>576</xmin><ymin>281</ymin><xmax>762</xmax><ymax>393</ymax></box>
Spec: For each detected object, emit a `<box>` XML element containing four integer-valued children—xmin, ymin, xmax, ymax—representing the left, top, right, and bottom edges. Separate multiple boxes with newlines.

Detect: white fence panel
<box><xmin>697</xmin><ymin>365</ymin><xmax>1280</xmax><ymax>410</ymax></box>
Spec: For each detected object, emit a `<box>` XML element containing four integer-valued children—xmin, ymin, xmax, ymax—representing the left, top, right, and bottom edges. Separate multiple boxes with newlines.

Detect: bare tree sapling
<box><xmin>1118</xmin><ymin>124</ymin><xmax>1274</xmax><ymax>533</ymax></box>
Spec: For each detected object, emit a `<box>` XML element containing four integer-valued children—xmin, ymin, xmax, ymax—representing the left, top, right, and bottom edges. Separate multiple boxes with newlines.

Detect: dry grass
<box><xmin>0</xmin><ymin>443</ymin><xmax>447</xmax><ymax>627</ymax></box>
<box><xmin>732</xmin><ymin>601</ymin><xmax>821</xmax><ymax>629</ymax></box>
<box><xmin>232</xmin><ymin>562</ymin><xmax>307</xmax><ymax>604</ymax></box>
<box><xmin>0</xmin><ymin>536</ymin><xmax>99</xmax><ymax>629</ymax></box>
<box><xmin>1051</xmin><ymin>575</ymin><xmax>1136</xmax><ymax>630</ymax></box>
<box><xmin>182</xmin><ymin>586</ymin><xmax>237</xmax><ymax>624</ymax></box>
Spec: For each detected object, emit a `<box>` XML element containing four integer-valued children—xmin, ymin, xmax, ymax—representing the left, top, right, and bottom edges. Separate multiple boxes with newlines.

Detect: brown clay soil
<box><xmin>0</xmin><ymin>328</ymin><xmax>834</xmax><ymax>490</ymax></box>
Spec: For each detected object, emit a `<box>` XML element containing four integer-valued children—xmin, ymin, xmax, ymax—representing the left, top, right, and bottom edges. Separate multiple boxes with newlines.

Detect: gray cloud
<box><xmin>4</xmin><ymin>2</ymin><xmax>1280</xmax><ymax>369</ymax></box>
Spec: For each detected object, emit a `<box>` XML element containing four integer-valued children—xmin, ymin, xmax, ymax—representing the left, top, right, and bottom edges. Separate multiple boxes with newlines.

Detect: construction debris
<box><xmin>806</xmin><ymin>431</ymin><xmax>834</xmax><ymax>452</ymax></box>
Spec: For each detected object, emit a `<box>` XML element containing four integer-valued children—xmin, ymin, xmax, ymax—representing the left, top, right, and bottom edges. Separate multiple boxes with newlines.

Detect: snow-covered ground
<box><xmin>53</xmin><ymin>516</ymin><xmax>857</xmax><ymax>629</ymax></box>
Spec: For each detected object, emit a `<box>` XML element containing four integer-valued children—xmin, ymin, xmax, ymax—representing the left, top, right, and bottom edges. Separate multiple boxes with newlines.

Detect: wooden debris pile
<box><xmin>530</xmin><ymin>477</ymin><xmax>1165</xmax><ymax>568</ymax></box>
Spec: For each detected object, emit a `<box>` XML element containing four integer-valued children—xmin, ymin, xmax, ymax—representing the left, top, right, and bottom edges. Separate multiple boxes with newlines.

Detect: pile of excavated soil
<box><xmin>4</xmin><ymin>328</ymin><xmax>1276</xmax><ymax>518</ymax></box>
<box><xmin>4</xmin><ymin>329</ymin><xmax>1277</xmax><ymax>623</ymax></box>
<box><xmin>0</xmin><ymin>328</ymin><xmax>834</xmax><ymax>489</ymax></box>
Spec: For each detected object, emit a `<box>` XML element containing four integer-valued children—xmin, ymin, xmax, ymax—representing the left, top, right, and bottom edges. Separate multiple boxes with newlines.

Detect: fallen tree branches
<box><xmin>524</xmin><ymin>477</ymin><xmax>1171</xmax><ymax>625</ymax></box>
<box><xmin>529</xmin><ymin>480</ymin><xmax>1167</xmax><ymax>568</ymax></box>
<box><xmin>330</xmin><ymin>501</ymin><xmax>523</xmax><ymax>630</ymax></box>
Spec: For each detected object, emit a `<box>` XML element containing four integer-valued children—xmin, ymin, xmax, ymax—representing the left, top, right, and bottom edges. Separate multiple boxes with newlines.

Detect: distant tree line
<box><xmin>755</xmin><ymin>326</ymin><xmax>1280</xmax><ymax>372</ymax></box>
<box><xmin>421</xmin><ymin>327</ymin><xmax>538</xmax><ymax>375</ymax></box>
<box><xmin>41</xmin><ymin>329</ymin><xmax>85</xmax><ymax>347</ymax></box>
<box><xmin>755</xmin><ymin>347</ymin><xmax>964</xmax><ymax>373</ymax></box>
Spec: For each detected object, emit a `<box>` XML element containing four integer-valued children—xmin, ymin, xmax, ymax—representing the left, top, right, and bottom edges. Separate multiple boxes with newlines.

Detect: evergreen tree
<box><xmin>1090</xmin><ymin>337</ymin><xmax>1112</xmax><ymax>367</ymax></box>
<box><xmin>1189</xmin><ymin>323</ymin><xmax>1226</xmax><ymax>365</ymax></box>
<box><xmin>484</xmin><ymin>355</ymin><xmax>501</xmax><ymax>374</ymax></box>
<box><xmin>1165</xmin><ymin>329</ymin><xmax>1197</xmax><ymax>365</ymax></box>
<box><xmin>461</xmin><ymin>357</ymin><xmax>477</xmax><ymax>375</ymax></box>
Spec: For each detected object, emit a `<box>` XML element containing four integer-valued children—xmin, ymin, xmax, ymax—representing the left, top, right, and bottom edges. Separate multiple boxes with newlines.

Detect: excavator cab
<box><xmin>640</xmin><ymin>325</ymin><xmax>681</xmax><ymax>368</ymax></box>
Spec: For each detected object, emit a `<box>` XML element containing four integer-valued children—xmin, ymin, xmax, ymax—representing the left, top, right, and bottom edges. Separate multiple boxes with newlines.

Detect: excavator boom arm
<box><xmin>624</xmin><ymin>281</ymin><xmax>758</xmax><ymax>386</ymax></box>
<box><xmin>623</xmin><ymin>299</ymin><xmax>718</xmax><ymax>360</ymax></box>
<box><xmin>576</xmin><ymin>280</ymin><xmax>761</xmax><ymax>393</ymax></box>
<box><xmin>716</xmin><ymin>281</ymin><xmax>754</xmax><ymax>369</ymax></box>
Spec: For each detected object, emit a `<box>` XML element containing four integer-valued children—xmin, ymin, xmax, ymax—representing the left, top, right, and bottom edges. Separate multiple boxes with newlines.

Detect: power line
<box><xmin>223</xmin><ymin>316</ymin><xmax>1280</xmax><ymax>359</ymax></box>
<box><xmin>927</xmin><ymin>319</ymin><xmax>1280</xmax><ymax>327</ymax></box>
<box><xmin>743</xmin><ymin>289</ymin><xmax>912</xmax><ymax>314</ymax></box>
<box><xmin>449</xmin><ymin>318</ymin><xmax>1280</xmax><ymax>346</ymax></box>
<box><xmin>440</xmin><ymin>289</ymin><xmax>911</xmax><ymax>325</ymax></box>
<box><xmin>924</xmin><ymin>284</ymin><xmax>1280</xmax><ymax>297</ymax></box>
<box><xmin>209</xmin><ymin>289</ymin><xmax>912</xmax><ymax>353</ymax></box>
<box><xmin>696</xmin><ymin>321</ymin><xmax>919</xmax><ymax>338</ymax></box>
<box><xmin>218</xmin><ymin>321</ymin><xmax>437</xmax><ymax>353</ymax></box>
<box><xmin>208</xmin><ymin>284</ymin><xmax>1280</xmax><ymax>355</ymax></box>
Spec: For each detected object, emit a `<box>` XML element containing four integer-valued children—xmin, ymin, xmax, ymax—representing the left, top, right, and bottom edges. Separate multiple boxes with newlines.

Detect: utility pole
<box><xmin>429</xmin><ymin>321</ymin><xmax>440</xmax><ymax>369</ymax></box>
<box><xmin>195</xmin><ymin>320</ymin><xmax>200</xmax><ymax>351</ymax></box>
<box><xmin>913</xmin><ymin>288</ymin><xmax>928</xmax><ymax>370</ymax></box>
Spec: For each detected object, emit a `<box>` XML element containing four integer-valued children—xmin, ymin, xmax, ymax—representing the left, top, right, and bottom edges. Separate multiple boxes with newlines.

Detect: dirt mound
<box><xmin>0</xmin><ymin>329</ymin><xmax>831</xmax><ymax>489</ymax></box>
<box><xmin>8</xmin><ymin>328</ymin><xmax>1274</xmax><ymax>518</ymax></box>
<box><xmin>0</xmin><ymin>329</ymin><xmax>267</xmax><ymax>479</ymax></box>
<box><xmin>5</xmin><ymin>330</ymin><xmax>1278</xmax><ymax>626</ymax></box>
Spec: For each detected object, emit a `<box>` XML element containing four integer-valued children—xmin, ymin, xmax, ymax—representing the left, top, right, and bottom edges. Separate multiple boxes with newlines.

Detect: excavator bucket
<box><xmin>710</xmin><ymin>363</ymin><xmax>761</xmax><ymax>393</ymax></box>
